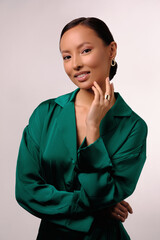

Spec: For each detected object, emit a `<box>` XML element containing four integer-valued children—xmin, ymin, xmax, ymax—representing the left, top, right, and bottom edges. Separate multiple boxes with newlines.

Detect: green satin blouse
<box><xmin>16</xmin><ymin>88</ymin><xmax>147</xmax><ymax>239</ymax></box>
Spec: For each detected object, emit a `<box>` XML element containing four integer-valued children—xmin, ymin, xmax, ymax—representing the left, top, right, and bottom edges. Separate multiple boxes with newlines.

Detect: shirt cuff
<box><xmin>76</xmin><ymin>137</ymin><xmax>113</xmax><ymax>172</ymax></box>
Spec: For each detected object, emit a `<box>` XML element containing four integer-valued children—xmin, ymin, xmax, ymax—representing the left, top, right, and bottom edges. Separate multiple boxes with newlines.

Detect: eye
<box><xmin>63</xmin><ymin>55</ymin><xmax>71</xmax><ymax>60</ymax></box>
<box><xmin>82</xmin><ymin>48</ymin><xmax>92</xmax><ymax>54</ymax></box>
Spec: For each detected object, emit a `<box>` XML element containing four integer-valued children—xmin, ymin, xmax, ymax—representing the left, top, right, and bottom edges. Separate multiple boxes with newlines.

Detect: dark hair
<box><xmin>60</xmin><ymin>17</ymin><xmax>117</xmax><ymax>80</ymax></box>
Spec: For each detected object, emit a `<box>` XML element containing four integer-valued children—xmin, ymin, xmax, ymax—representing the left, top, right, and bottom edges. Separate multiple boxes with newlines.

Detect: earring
<box><xmin>111</xmin><ymin>59</ymin><xmax>116</xmax><ymax>66</ymax></box>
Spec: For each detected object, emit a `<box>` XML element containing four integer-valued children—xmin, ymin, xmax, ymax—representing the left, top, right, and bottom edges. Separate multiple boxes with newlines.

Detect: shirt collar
<box><xmin>54</xmin><ymin>88</ymin><xmax>79</xmax><ymax>107</ymax></box>
<box><xmin>111</xmin><ymin>92</ymin><xmax>132</xmax><ymax>117</ymax></box>
<box><xmin>54</xmin><ymin>88</ymin><xmax>132</xmax><ymax>117</ymax></box>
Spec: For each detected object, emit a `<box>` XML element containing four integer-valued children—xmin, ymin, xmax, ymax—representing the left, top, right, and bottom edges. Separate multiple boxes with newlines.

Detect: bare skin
<box><xmin>75</xmin><ymin>79</ymin><xmax>133</xmax><ymax>222</ymax></box>
<box><xmin>60</xmin><ymin>25</ymin><xmax>133</xmax><ymax>222</ymax></box>
<box><xmin>109</xmin><ymin>200</ymin><xmax>133</xmax><ymax>222</ymax></box>
<box><xmin>75</xmin><ymin>78</ymin><xmax>115</xmax><ymax>147</ymax></box>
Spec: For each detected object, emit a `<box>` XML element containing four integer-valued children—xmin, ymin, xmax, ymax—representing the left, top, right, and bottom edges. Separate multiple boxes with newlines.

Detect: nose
<box><xmin>72</xmin><ymin>55</ymin><xmax>83</xmax><ymax>70</ymax></box>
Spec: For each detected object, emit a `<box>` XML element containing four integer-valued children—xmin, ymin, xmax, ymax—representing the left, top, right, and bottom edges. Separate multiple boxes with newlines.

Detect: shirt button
<box><xmin>72</xmin><ymin>159</ymin><xmax>75</xmax><ymax>164</ymax></box>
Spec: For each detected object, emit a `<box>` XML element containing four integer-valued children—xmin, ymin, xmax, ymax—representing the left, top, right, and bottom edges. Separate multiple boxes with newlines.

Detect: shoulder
<box><xmin>29</xmin><ymin>89</ymin><xmax>78</xmax><ymax>125</ymax></box>
<box><xmin>125</xmin><ymin>96</ymin><xmax>147</xmax><ymax>140</ymax></box>
<box><xmin>114</xmin><ymin>93</ymin><xmax>148</xmax><ymax>140</ymax></box>
<box><xmin>130</xmin><ymin>110</ymin><xmax>148</xmax><ymax>140</ymax></box>
<box><xmin>29</xmin><ymin>98</ymin><xmax>56</xmax><ymax>127</ymax></box>
<box><xmin>26</xmin><ymin>90</ymin><xmax>77</xmax><ymax>145</ymax></box>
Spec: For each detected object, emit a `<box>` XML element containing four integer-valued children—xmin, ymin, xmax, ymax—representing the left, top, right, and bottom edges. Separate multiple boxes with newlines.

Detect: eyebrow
<box><xmin>61</xmin><ymin>42</ymin><xmax>92</xmax><ymax>53</ymax></box>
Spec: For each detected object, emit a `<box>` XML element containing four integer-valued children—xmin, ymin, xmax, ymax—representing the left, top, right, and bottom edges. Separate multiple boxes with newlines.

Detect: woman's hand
<box><xmin>86</xmin><ymin>77</ymin><xmax>115</xmax><ymax>145</ymax></box>
<box><xmin>108</xmin><ymin>200</ymin><xmax>133</xmax><ymax>222</ymax></box>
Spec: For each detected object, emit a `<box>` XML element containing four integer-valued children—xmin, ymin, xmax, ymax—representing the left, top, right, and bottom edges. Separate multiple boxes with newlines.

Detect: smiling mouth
<box><xmin>74</xmin><ymin>71</ymin><xmax>90</xmax><ymax>81</ymax></box>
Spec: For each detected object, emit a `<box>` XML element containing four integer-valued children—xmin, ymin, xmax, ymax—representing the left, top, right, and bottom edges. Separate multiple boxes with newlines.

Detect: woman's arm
<box><xmin>16</xmin><ymin>92</ymin><xmax>147</xmax><ymax>232</ymax></box>
<box><xmin>16</xmin><ymin>102</ymin><xmax>94</xmax><ymax>233</ymax></box>
<box><xmin>85</xmin><ymin>78</ymin><xmax>115</xmax><ymax>145</ymax></box>
<box><xmin>76</xmin><ymin>113</ymin><xmax>147</xmax><ymax>211</ymax></box>
<box><xmin>74</xmin><ymin>78</ymin><xmax>147</xmax><ymax>210</ymax></box>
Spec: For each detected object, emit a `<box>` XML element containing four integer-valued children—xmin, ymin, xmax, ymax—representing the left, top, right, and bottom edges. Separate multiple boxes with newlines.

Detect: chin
<box><xmin>77</xmin><ymin>81</ymin><xmax>94</xmax><ymax>90</ymax></box>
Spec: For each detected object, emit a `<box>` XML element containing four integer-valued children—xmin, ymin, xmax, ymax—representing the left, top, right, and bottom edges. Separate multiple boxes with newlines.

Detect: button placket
<box><xmin>72</xmin><ymin>159</ymin><xmax>75</xmax><ymax>164</ymax></box>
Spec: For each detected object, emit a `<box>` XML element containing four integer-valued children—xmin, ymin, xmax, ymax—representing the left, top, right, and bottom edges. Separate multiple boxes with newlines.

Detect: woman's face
<box><xmin>60</xmin><ymin>25</ymin><xmax>116</xmax><ymax>90</ymax></box>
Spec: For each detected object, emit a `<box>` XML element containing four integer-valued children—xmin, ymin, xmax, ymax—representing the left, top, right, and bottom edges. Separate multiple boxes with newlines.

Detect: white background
<box><xmin>1</xmin><ymin>0</ymin><xmax>160</xmax><ymax>239</ymax></box>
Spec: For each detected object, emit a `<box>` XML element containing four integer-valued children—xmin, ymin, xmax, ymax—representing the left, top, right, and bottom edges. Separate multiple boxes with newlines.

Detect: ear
<box><xmin>109</xmin><ymin>41</ymin><xmax>117</xmax><ymax>59</ymax></box>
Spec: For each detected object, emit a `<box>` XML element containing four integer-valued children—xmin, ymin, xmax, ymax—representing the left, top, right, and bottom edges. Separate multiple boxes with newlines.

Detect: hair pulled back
<box><xmin>60</xmin><ymin>17</ymin><xmax>117</xmax><ymax>80</ymax></box>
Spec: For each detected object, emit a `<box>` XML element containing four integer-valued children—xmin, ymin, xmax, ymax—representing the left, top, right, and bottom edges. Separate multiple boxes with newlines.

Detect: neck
<box><xmin>75</xmin><ymin>88</ymin><xmax>94</xmax><ymax>108</ymax></box>
<box><xmin>75</xmin><ymin>81</ymin><xmax>107</xmax><ymax>108</ymax></box>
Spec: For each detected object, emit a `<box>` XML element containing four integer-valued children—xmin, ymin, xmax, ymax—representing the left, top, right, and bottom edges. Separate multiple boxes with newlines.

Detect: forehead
<box><xmin>60</xmin><ymin>25</ymin><xmax>104</xmax><ymax>51</ymax></box>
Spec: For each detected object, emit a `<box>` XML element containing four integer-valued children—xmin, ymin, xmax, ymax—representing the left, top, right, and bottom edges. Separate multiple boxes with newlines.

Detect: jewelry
<box><xmin>111</xmin><ymin>59</ymin><xmax>116</xmax><ymax>66</ymax></box>
<box><xmin>105</xmin><ymin>94</ymin><xmax>111</xmax><ymax>101</ymax></box>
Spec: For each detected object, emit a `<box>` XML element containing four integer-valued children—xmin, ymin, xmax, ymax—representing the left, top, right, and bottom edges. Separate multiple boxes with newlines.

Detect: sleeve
<box><xmin>15</xmin><ymin>103</ymin><xmax>93</xmax><ymax>233</ymax></box>
<box><xmin>16</xmin><ymin>104</ymin><xmax>147</xmax><ymax>232</ymax></box>
<box><xmin>75</xmin><ymin>118</ymin><xmax>148</xmax><ymax>211</ymax></box>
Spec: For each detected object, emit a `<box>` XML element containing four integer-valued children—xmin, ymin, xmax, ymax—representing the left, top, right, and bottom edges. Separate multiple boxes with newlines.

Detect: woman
<box><xmin>16</xmin><ymin>17</ymin><xmax>147</xmax><ymax>239</ymax></box>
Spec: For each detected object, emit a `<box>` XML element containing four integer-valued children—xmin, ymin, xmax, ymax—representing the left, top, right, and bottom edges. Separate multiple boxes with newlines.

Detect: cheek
<box><xmin>63</xmin><ymin>63</ymin><xmax>71</xmax><ymax>76</ymax></box>
<box><xmin>86</xmin><ymin>52</ymin><xmax>108</xmax><ymax>70</ymax></box>
<box><xmin>63</xmin><ymin>63</ymin><xmax>77</xmax><ymax>84</ymax></box>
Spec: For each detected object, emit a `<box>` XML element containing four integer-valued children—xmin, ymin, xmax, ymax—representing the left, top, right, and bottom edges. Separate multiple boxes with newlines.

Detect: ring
<box><xmin>105</xmin><ymin>94</ymin><xmax>111</xmax><ymax>101</ymax></box>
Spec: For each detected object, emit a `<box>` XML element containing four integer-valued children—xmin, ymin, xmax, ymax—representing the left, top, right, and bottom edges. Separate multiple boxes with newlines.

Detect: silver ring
<box><xmin>105</xmin><ymin>94</ymin><xmax>111</xmax><ymax>101</ymax></box>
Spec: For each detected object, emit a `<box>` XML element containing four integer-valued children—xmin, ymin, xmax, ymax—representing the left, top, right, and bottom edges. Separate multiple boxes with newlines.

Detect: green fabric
<box><xmin>16</xmin><ymin>88</ymin><xmax>147</xmax><ymax>239</ymax></box>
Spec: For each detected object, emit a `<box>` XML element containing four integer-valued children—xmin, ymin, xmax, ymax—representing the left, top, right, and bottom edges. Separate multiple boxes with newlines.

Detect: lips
<box><xmin>74</xmin><ymin>71</ymin><xmax>90</xmax><ymax>82</ymax></box>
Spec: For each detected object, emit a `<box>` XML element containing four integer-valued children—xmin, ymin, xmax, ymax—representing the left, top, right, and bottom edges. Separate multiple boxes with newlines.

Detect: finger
<box><xmin>113</xmin><ymin>203</ymin><xmax>128</xmax><ymax>218</ymax></box>
<box><xmin>120</xmin><ymin>201</ymin><xmax>133</xmax><ymax>214</ymax></box>
<box><xmin>116</xmin><ymin>207</ymin><xmax>128</xmax><ymax>219</ymax></box>
<box><xmin>113</xmin><ymin>207</ymin><xmax>128</xmax><ymax>219</ymax></box>
<box><xmin>111</xmin><ymin>212</ymin><xmax>126</xmax><ymax>223</ymax></box>
<box><xmin>110</xmin><ymin>83</ymin><xmax>115</xmax><ymax>101</ymax></box>
<box><xmin>104</xmin><ymin>78</ymin><xmax>112</xmax><ymax>103</ymax></box>
<box><xmin>92</xmin><ymin>86</ymin><xmax>100</xmax><ymax>103</ymax></box>
<box><xmin>105</xmin><ymin>77</ymin><xmax>111</xmax><ymax>96</ymax></box>
<box><xmin>93</xmin><ymin>81</ymin><xmax>104</xmax><ymax>103</ymax></box>
<box><xmin>117</xmin><ymin>203</ymin><xmax>128</xmax><ymax>214</ymax></box>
